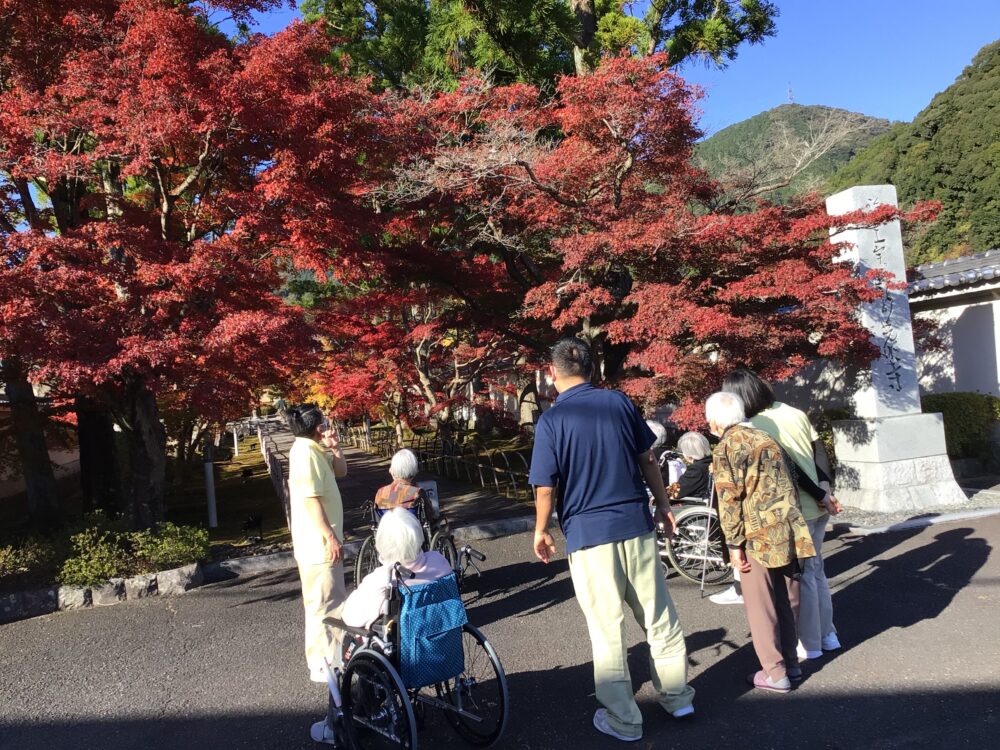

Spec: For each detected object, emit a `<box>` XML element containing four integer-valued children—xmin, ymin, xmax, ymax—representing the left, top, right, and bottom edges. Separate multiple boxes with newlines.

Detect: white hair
<box><xmin>389</xmin><ymin>449</ymin><xmax>419</xmax><ymax>481</ymax></box>
<box><xmin>705</xmin><ymin>391</ymin><xmax>745</xmax><ymax>431</ymax></box>
<box><xmin>677</xmin><ymin>431</ymin><xmax>711</xmax><ymax>460</ymax></box>
<box><xmin>646</xmin><ymin>420</ymin><xmax>668</xmax><ymax>449</ymax></box>
<box><xmin>375</xmin><ymin>508</ymin><xmax>425</xmax><ymax>566</ymax></box>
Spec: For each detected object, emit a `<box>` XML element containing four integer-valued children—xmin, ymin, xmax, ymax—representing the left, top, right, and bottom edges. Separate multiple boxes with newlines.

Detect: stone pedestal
<box><xmin>831</xmin><ymin>414</ymin><xmax>966</xmax><ymax>512</ymax></box>
<box><xmin>827</xmin><ymin>186</ymin><xmax>967</xmax><ymax>512</ymax></box>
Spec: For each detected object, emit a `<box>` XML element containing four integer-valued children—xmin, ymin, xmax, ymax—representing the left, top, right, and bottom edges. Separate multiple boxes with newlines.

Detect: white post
<box><xmin>826</xmin><ymin>185</ymin><xmax>966</xmax><ymax>511</ymax></box>
<box><xmin>204</xmin><ymin>438</ymin><xmax>218</xmax><ymax>528</ymax></box>
<box><xmin>232</xmin><ymin>426</ymin><xmax>239</xmax><ymax>457</ymax></box>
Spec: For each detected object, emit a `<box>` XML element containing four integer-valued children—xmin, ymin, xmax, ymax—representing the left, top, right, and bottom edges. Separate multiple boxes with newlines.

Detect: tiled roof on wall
<box><xmin>909</xmin><ymin>248</ymin><xmax>1000</xmax><ymax>296</ymax></box>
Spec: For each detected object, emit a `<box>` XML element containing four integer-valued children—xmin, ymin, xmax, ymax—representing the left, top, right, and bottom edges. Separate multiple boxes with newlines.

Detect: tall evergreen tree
<box><xmin>302</xmin><ymin>0</ymin><xmax>778</xmax><ymax>86</ymax></box>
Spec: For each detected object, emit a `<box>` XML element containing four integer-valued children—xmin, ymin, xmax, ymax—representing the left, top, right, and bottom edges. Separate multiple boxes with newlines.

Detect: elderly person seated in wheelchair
<box><xmin>376</xmin><ymin>449</ymin><xmax>427</xmax><ymax>511</ymax></box>
<box><xmin>667</xmin><ymin>431</ymin><xmax>713</xmax><ymax>502</ymax></box>
<box><xmin>342</xmin><ymin>507</ymin><xmax>453</xmax><ymax>631</ymax></box>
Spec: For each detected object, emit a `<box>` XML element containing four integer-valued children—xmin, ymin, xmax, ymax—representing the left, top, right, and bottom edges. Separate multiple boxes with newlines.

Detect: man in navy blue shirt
<box><xmin>530</xmin><ymin>337</ymin><xmax>695</xmax><ymax>743</ymax></box>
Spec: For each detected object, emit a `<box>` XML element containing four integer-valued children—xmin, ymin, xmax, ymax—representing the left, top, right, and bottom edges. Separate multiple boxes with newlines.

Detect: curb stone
<box><xmin>92</xmin><ymin>578</ymin><xmax>126</xmax><ymax>606</ymax></box>
<box><xmin>836</xmin><ymin>506</ymin><xmax>1000</xmax><ymax>536</ymax></box>
<box><xmin>158</xmin><ymin>563</ymin><xmax>203</xmax><ymax>596</ymax></box>
<box><xmin>125</xmin><ymin>574</ymin><xmax>158</xmax><ymax>599</ymax></box>
<box><xmin>58</xmin><ymin>585</ymin><xmax>92</xmax><ymax>611</ymax></box>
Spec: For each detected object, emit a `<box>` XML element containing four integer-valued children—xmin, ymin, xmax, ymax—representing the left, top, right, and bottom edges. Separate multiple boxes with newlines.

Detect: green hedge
<box><xmin>922</xmin><ymin>392</ymin><xmax>1000</xmax><ymax>460</ymax></box>
<box><xmin>59</xmin><ymin>521</ymin><xmax>209</xmax><ymax>587</ymax></box>
<box><xmin>1</xmin><ymin>514</ymin><xmax>209</xmax><ymax>590</ymax></box>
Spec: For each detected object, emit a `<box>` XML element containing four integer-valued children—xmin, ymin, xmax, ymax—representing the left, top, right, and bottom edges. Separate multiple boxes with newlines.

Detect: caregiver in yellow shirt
<box><xmin>284</xmin><ymin>404</ymin><xmax>348</xmax><ymax>683</ymax></box>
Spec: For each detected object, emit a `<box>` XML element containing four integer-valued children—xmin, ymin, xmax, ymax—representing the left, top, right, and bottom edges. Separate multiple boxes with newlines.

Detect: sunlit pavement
<box><xmin>1</xmin><ymin>515</ymin><xmax>997</xmax><ymax>749</ymax></box>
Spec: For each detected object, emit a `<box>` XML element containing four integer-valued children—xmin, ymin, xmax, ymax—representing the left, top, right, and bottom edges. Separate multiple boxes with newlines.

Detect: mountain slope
<box><xmin>697</xmin><ymin>104</ymin><xmax>891</xmax><ymax>203</ymax></box>
<box><xmin>830</xmin><ymin>39</ymin><xmax>1000</xmax><ymax>265</ymax></box>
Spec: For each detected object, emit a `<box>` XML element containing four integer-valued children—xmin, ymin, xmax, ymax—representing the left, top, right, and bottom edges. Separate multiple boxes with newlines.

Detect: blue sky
<box><xmin>237</xmin><ymin>1</ymin><xmax>1000</xmax><ymax>136</ymax></box>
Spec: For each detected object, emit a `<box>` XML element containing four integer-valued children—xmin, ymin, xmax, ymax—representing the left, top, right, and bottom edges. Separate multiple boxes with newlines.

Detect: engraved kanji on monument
<box><xmin>826</xmin><ymin>185</ymin><xmax>966</xmax><ymax>512</ymax></box>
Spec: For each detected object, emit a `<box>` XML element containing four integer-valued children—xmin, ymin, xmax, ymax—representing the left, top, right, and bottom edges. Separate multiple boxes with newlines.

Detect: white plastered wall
<box><xmin>915</xmin><ymin>298</ymin><xmax>1000</xmax><ymax>397</ymax></box>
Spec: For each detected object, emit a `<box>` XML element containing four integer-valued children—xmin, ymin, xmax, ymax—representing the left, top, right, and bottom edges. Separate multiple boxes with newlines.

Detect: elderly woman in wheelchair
<box><xmin>314</xmin><ymin>508</ymin><xmax>508</xmax><ymax>749</ymax></box>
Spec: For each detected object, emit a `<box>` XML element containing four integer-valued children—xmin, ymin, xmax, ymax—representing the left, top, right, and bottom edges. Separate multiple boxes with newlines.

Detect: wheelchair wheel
<box><xmin>429</xmin><ymin>531</ymin><xmax>458</xmax><ymax>573</ymax></box>
<box><xmin>665</xmin><ymin>507</ymin><xmax>732</xmax><ymax>585</ymax></box>
<box><xmin>437</xmin><ymin>623</ymin><xmax>509</xmax><ymax>747</ymax></box>
<box><xmin>355</xmin><ymin>535</ymin><xmax>379</xmax><ymax>588</ymax></box>
<box><xmin>342</xmin><ymin>650</ymin><xmax>418</xmax><ymax>750</ymax></box>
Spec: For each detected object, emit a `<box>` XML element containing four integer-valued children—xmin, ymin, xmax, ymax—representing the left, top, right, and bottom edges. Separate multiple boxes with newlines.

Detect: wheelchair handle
<box><xmin>394</xmin><ymin>562</ymin><xmax>416</xmax><ymax>579</ymax></box>
<box><xmin>462</xmin><ymin>546</ymin><xmax>486</xmax><ymax>562</ymax></box>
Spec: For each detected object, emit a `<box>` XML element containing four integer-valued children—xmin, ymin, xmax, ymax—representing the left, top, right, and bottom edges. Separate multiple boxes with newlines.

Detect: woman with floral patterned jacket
<box><xmin>707</xmin><ymin>391</ymin><xmax>816</xmax><ymax>694</ymax></box>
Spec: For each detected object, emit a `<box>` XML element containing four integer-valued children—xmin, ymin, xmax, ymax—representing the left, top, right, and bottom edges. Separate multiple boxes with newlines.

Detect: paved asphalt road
<box><xmin>2</xmin><ymin>516</ymin><xmax>999</xmax><ymax>750</ymax></box>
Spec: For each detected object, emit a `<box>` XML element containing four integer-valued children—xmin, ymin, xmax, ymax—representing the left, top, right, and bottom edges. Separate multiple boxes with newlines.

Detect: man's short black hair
<box><xmin>551</xmin><ymin>337</ymin><xmax>594</xmax><ymax>378</ymax></box>
<box><xmin>283</xmin><ymin>403</ymin><xmax>324</xmax><ymax>437</ymax></box>
<box><xmin>721</xmin><ymin>369</ymin><xmax>775</xmax><ymax>418</ymax></box>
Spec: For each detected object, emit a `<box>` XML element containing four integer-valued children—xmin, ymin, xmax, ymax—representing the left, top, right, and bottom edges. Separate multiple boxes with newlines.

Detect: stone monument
<box><xmin>826</xmin><ymin>185</ymin><xmax>966</xmax><ymax>512</ymax></box>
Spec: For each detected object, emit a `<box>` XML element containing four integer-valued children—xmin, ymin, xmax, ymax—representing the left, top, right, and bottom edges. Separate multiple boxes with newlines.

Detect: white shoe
<box><xmin>310</xmin><ymin>719</ymin><xmax>337</xmax><ymax>745</ymax></box>
<box><xmin>796</xmin><ymin>642</ymin><xmax>822</xmax><ymax>660</ymax></box>
<box><xmin>671</xmin><ymin>704</ymin><xmax>695</xmax><ymax>719</ymax></box>
<box><xmin>822</xmin><ymin>633</ymin><xmax>842</xmax><ymax>651</ymax></box>
<box><xmin>593</xmin><ymin>708</ymin><xmax>641</xmax><ymax>742</ymax></box>
<box><xmin>709</xmin><ymin>586</ymin><xmax>744</xmax><ymax>605</ymax></box>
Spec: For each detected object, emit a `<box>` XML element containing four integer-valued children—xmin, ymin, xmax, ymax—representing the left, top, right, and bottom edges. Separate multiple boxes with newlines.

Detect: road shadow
<box><xmin>4</xmin><ymin>686</ymin><xmax>998</xmax><ymax>750</ymax></box>
<box><xmin>817</xmin><ymin>526</ymin><xmax>992</xmax><ymax>667</ymax></box>
<box><xmin>693</xmin><ymin>525</ymin><xmax>992</xmax><ymax>693</ymax></box>
<box><xmin>463</xmin><ymin>558</ymin><xmax>574</xmax><ymax>627</ymax></box>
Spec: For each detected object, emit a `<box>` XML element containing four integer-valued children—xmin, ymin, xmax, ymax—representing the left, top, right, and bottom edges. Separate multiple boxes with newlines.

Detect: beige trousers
<box><xmin>296</xmin><ymin>560</ymin><xmax>347</xmax><ymax>678</ymax></box>
<box><xmin>568</xmin><ymin>532</ymin><xmax>695</xmax><ymax>739</ymax></box>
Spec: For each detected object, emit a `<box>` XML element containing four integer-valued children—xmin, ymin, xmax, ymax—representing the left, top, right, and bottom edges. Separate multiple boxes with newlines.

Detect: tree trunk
<box><xmin>570</xmin><ymin>0</ymin><xmax>596</xmax><ymax>75</ymax></box>
<box><xmin>2</xmin><ymin>359</ymin><xmax>60</xmax><ymax>529</ymax></box>
<box><xmin>118</xmin><ymin>380</ymin><xmax>167</xmax><ymax>530</ymax></box>
<box><xmin>518</xmin><ymin>380</ymin><xmax>540</xmax><ymax>432</ymax></box>
<box><xmin>76</xmin><ymin>395</ymin><xmax>122</xmax><ymax>515</ymax></box>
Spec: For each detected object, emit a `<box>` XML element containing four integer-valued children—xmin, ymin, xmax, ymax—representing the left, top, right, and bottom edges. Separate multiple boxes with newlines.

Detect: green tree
<box><xmin>302</xmin><ymin>0</ymin><xmax>778</xmax><ymax>86</ymax></box>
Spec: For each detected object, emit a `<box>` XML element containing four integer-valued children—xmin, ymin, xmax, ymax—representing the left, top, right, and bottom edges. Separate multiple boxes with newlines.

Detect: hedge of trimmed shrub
<box><xmin>922</xmin><ymin>392</ymin><xmax>1000</xmax><ymax>460</ymax></box>
<box><xmin>1</xmin><ymin>514</ymin><xmax>209</xmax><ymax>590</ymax></box>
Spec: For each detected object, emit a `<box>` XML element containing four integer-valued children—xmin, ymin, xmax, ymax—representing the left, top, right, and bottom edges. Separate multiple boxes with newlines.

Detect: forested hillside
<box><xmin>830</xmin><ymin>39</ymin><xmax>1000</xmax><ymax>265</ymax></box>
<box><xmin>697</xmin><ymin>103</ymin><xmax>891</xmax><ymax>203</ymax></box>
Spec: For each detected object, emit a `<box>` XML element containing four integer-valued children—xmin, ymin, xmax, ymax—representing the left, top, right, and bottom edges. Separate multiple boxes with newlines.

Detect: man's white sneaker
<box><xmin>593</xmin><ymin>709</ymin><xmax>641</xmax><ymax>742</ymax></box>
<box><xmin>822</xmin><ymin>633</ymin><xmax>842</xmax><ymax>651</ymax></box>
<box><xmin>709</xmin><ymin>586</ymin><xmax>744</xmax><ymax>605</ymax></box>
<box><xmin>796</xmin><ymin>642</ymin><xmax>822</xmax><ymax>660</ymax></box>
<box><xmin>310</xmin><ymin>720</ymin><xmax>338</xmax><ymax>745</ymax></box>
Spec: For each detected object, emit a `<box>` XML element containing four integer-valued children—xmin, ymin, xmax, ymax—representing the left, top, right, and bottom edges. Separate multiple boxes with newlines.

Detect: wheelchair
<box><xmin>354</xmin><ymin>496</ymin><xmax>485</xmax><ymax>591</ymax></box>
<box><xmin>652</xmin><ymin>452</ymin><xmax>732</xmax><ymax>588</ymax></box>
<box><xmin>323</xmin><ymin>564</ymin><xmax>509</xmax><ymax>749</ymax></box>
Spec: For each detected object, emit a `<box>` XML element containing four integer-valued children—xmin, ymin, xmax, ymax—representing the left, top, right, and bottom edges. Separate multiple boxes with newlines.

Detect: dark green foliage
<box><xmin>922</xmin><ymin>391</ymin><xmax>1000</xmax><ymax>460</ymax></box>
<box><xmin>697</xmin><ymin>104</ymin><xmax>891</xmax><ymax>203</ymax></box>
<box><xmin>59</xmin><ymin>528</ymin><xmax>135</xmax><ymax>587</ymax></box>
<box><xmin>830</xmin><ymin>40</ymin><xmax>1000</xmax><ymax>265</ymax></box>
<box><xmin>811</xmin><ymin>407</ymin><xmax>854</xmax><ymax>472</ymax></box>
<box><xmin>0</xmin><ymin>513</ymin><xmax>209</xmax><ymax>589</ymax></box>
<box><xmin>303</xmin><ymin>0</ymin><xmax>576</xmax><ymax>87</ymax></box>
<box><xmin>301</xmin><ymin>0</ymin><xmax>778</xmax><ymax>88</ymax></box>
<box><xmin>131</xmin><ymin>522</ymin><xmax>210</xmax><ymax>572</ymax></box>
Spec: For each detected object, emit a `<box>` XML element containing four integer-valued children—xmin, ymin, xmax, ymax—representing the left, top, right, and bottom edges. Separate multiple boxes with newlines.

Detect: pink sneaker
<box><xmin>747</xmin><ymin>670</ymin><xmax>791</xmax><ymax>693</ymax></box>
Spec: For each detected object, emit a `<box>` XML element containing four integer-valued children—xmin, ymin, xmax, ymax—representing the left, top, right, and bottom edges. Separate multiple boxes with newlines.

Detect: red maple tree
<box><xmin>0</xmin><ymin>1</ymin><xmax>376</xmax><ymax>527</ymax></box>
<box><xmin>366</xmin><ymin>53</ymin><xmax>932</xmax><ymax>428</ymax></box>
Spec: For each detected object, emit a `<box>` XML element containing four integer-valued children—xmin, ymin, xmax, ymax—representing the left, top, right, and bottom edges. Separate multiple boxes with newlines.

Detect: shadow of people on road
<box><xmin>822</xmin><ymin>527</ymin><xmax>992</xmax><ymax>658</ymax></box>
<box><xmin>463</xmin><ymin>558</ymin><xmax>574</xmax><ymax>627</ymax></box>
